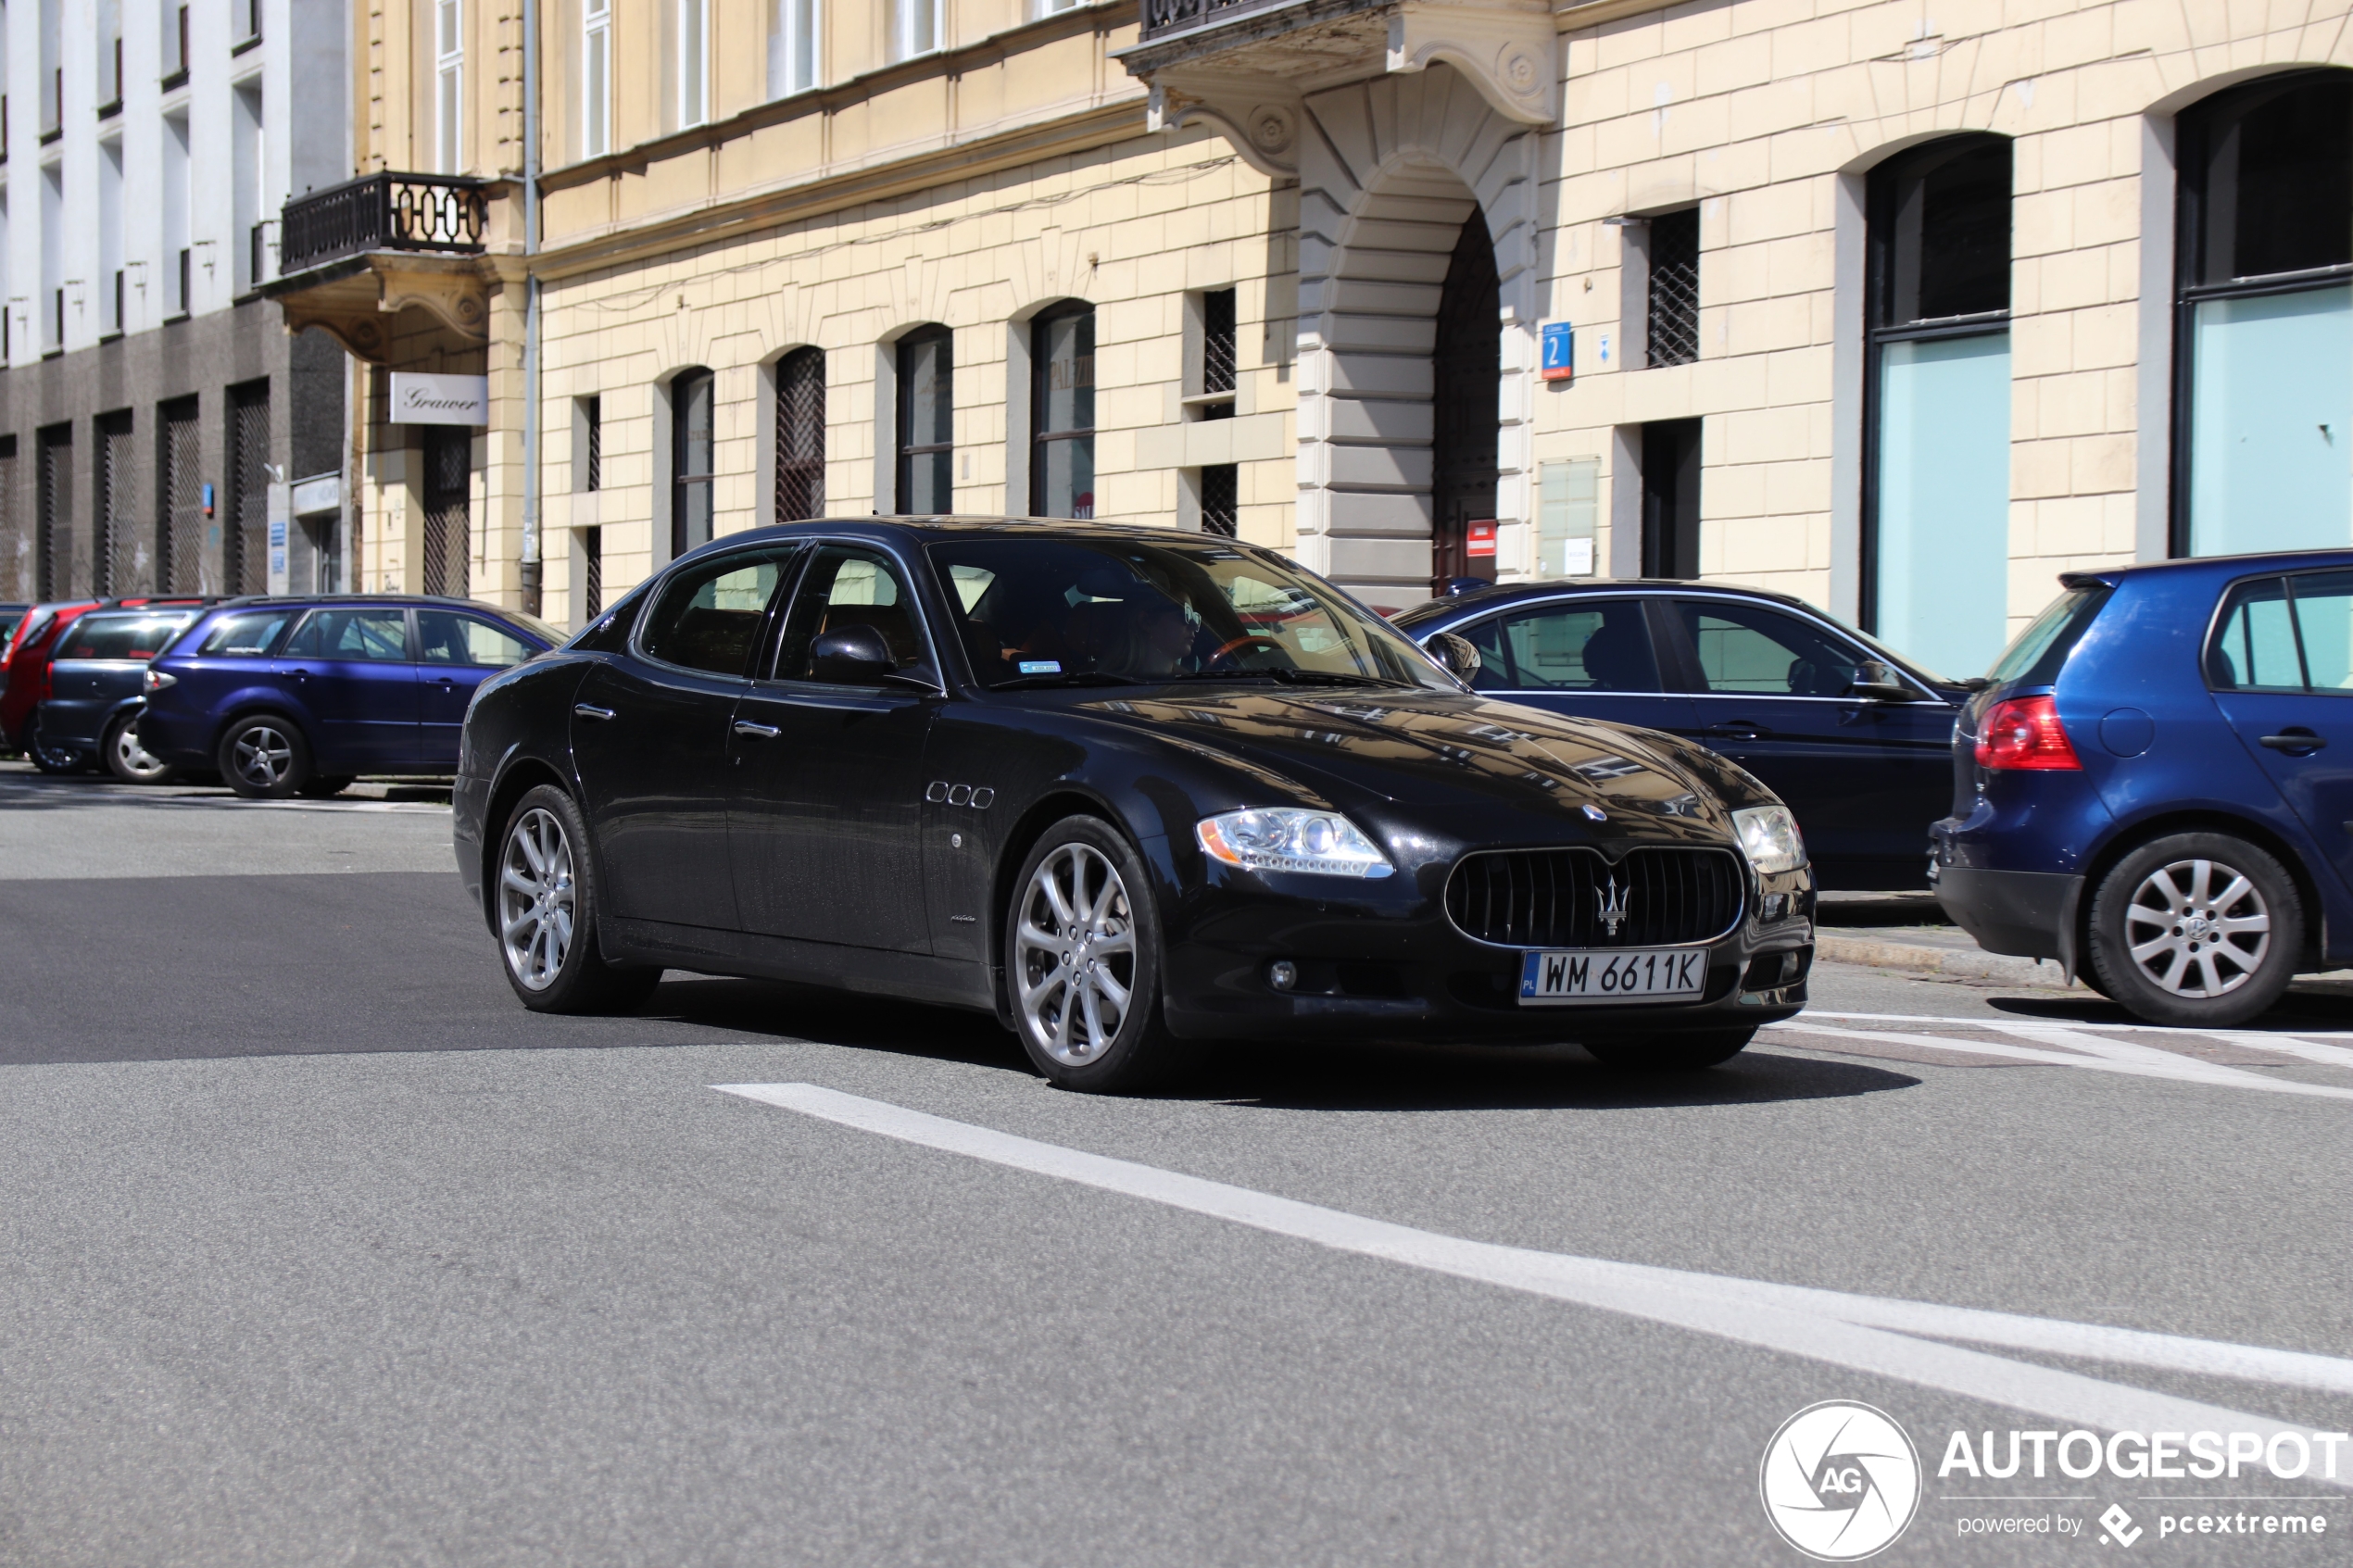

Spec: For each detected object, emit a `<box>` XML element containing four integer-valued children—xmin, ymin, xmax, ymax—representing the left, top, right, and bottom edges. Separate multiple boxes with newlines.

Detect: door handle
<box><xmin>733</xmin><ymin>721</ymin><xmax>782</xmax><ymax>739</ymax></box>
<box><xmin>2260</xmin><ymin>729</ymin><xmax>2326</xmax><ymax>753</ymax></box>
<box><xmin>573</xmin><ymin>703</ymin><xmax>616</xmax><ymax>721</ymax></box>
<box><xmin>1707</xmin><ymin>721</ymin><xmax>1763</xmax><ymax>739</ymax></box>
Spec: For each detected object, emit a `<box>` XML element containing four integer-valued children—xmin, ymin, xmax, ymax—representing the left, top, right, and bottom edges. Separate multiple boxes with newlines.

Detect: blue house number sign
<box><xmin>1541</xmin><ymin>321</ymin><xmax>1574</xmax><ymax>383</ymax></box>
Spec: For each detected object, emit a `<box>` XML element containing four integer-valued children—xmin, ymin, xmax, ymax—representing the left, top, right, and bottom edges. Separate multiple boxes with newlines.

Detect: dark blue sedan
<box><xmin>1393</xmin><ymin>581</ymin><xmax>1973</xmax><ymax>890</ymax></box>
<box><xmin>1934</xmin><ymin>549</ymin><xmax>2353</xmax><ymax>1027</ymax></box>
<box><xmin>138</xmin><ymin>596</ymin><xmax>560</xmax><ymax>797</ymax></box>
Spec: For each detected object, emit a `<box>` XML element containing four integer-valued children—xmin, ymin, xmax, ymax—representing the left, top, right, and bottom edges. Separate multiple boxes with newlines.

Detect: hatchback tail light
<box><xmin>1975</xmin><ymin>695</ymin><xmax>2082</xmax><ymax>771</ymax></box>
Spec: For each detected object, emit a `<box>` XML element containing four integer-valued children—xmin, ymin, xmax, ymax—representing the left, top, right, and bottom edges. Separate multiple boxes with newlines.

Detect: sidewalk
<box><xmin>1814</xmin><ymin>891</ymin><xmax>2078</xmax><ymax>990</ymax></box>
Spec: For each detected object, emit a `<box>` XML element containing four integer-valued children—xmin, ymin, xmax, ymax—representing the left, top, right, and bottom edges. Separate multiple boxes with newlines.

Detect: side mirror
<box><xmin>1428</xmin><ymin>631</ymin><xmax>1483</xmax><ymax>682</ymax></box>
<box><xmin>1853</xmin><ymin>659</ymin><xmax>1913</xmax><ymax>702</ymax></box>
<box><xmin>810</xmin><ymin>625</ymin><xmax>897</xmax><ymax>684</ymax></box>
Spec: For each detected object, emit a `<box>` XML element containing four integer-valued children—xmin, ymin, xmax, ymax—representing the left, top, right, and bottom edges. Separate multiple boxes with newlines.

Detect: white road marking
<box><xmin>716</xmin><ymin>1082</ymin><xmax>2353</xmax><ymax>1468</ymax></box>
<box><xmin>1766</xmin><ymin>1011</ymin><xmax>2353</xmax><ymax>1101</ymax></box>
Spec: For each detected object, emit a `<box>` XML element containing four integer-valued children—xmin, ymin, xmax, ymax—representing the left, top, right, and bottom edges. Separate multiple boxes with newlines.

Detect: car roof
<box><xmin>196</xmin><ymin>594</ymin><xmax>534</xmax><ymax>614</ymax></box>
<box><xmin>2062</xmin><ymin>546</ymin><xmax>2353</xmax><ymax>591</ymax></box>
<box><xmin>673</xmin><ymin>516</ymin><xmax>1255</xmax><ymax>559</ymax></box>
<box><xmin>1388</xmin><ymin>576</ymin><xmax>1834</xmax><ymax>627</ymax></box>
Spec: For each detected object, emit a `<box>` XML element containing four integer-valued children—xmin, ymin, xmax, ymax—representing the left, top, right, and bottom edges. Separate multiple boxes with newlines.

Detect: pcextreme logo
<box><xmin>1761</xmin><ymin>1401</ymin><xmax>1923</xmax><ymax>1561</ymax></box>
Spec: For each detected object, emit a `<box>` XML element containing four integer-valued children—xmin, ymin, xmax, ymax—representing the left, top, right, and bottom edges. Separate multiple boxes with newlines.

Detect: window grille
<box><xmin>98</xmin><ymin>411</ymin><xmax>138</xmax><ymax>595</ymax></box>
<box><xmin>774</xmin><ymin>345</ymin><xmax>824</xmax><ymax>521</ymax></box>
<box><xmin>159</xmin><ymin>398</ymin><xmax>202</xmax><ymax>593</ymax></box>
<box><xmin>1646</xmin><ymin>207</ymin><xmax>1700</xmax><ymax>368</ymax></box>
<box><xmin>582</xmin><ymin>527</ymin><xmax>602</xmax><ymax>619</ymax></box>
<box><xmin>229</xmin><ymin>383</ymin><xmax>271</xmax><ymax>595</ymax></box>
<box><xmin>422</xmin><ymin>426</ymin><xmax>471</xmax><ymax>596</ymax></box>
<box><xmin>36</xmin><ymin>425</ymin><xmax>69</xmax><ymax>600</ymax></box>
<box><xmin>1202</xmin><ymin>287</ymin><xmax>1236</xmax><ymax>413</ymax></box>
<box><xmin>1200</xmin><ymin>463</ymin><xmax>1238</xmax><ymax>537</ymax></box>
<box><xmin>0</xmin><ymin>439</ymin><xmax>19</xmax><ymax>601</ymax></box>
<box><xmin>582</xmin><ymin>395</ymin><xmax>601</xmax><ymax>492</ymax></box>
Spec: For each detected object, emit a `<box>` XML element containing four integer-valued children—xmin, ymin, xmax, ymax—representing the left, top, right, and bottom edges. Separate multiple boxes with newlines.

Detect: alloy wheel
<box><xmin>2123</xmin><ymin>857</ymin><xmax>2271</xmax><ymax>998</ymax></box>
<box><xmin>499</xmin><ymin>807</ymin><xmax>576</xmax><ymax>992</ymax></box>
<box><xmin>1014</xmin><ymin>842</ymin><xmax>1137</xmax><ymax>1065</ymax></box>
<box><xmin>231</xmin><ymin>724</ymin><xmax>295</xmax><ymax>791</ymax></box>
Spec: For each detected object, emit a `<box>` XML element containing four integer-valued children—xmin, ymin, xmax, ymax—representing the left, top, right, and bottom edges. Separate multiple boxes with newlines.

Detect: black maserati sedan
<box><xmin>454</xmin><ymin>519</ymin><xmax>1816</xmax><ymax>1091</ymax></box>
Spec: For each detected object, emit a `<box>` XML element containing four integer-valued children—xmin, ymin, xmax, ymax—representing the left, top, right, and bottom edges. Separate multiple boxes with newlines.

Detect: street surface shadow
<box><xmin>1190</xmin><ymin>1041</ymin><xmax>1918</xmax><ymax>1112</ymax></box>
<box><xmin>1988</xmin><ymin>985</ymin><xmax>2353</xmax><ymax>1030</ymax></box>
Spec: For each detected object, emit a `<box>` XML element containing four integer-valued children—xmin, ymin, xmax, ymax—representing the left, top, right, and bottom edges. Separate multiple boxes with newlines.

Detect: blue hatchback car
<box><xmin>1933</xmin><ymin>550</ymin><xmax>2353</xmax><ymax>1026</ymax></box>
<box><xmin>138</xmin><ymin>596</ymin><xmax>560</xmax><ymax>797</ymax></box>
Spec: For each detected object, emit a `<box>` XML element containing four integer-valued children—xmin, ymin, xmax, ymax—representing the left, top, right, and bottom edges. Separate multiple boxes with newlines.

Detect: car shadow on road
<box><xmin>1189</xmin><ymin>1041</ymin><xmax>1919</xmax><ymax>1112</ymax></box>
<box><xmin>1985</xmin><ymin>985</ymin><xmax>2353</xmax><ymax>1030</ymax></box>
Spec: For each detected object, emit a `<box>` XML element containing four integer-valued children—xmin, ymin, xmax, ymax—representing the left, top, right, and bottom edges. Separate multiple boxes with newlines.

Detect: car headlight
<box><xmin>1196</xmin><ymin>808</ymin><xmax>1394</xmax><ymax>879</ymax></box>
<box><xmin>1732</xmin><ymin>805</ymin><xmax>1806</xmax><ymax>874</ymax></box>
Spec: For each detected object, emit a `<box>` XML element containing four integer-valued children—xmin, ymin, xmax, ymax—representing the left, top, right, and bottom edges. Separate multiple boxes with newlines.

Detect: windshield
<box><xmin>1986</xmin><ymin>583</ymin><xmax>2112</xmax><ymax>685</ymax></box>
<box><xmin>927</xmin><ymin>534</ymin><xmax>1457</xmax><ymax>691</ymax></box>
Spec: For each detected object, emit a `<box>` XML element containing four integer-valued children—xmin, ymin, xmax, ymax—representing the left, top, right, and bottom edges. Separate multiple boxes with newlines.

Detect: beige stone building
<box><xmin>270</xmin><ymin>0</ymin><xmax>2353</xmax><ymax>679</ymax></box>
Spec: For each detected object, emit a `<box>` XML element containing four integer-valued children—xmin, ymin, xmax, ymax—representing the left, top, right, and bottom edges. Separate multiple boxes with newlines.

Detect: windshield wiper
<box><xmin>988</xmin><ymin>671</ymin><xmax>1151</xmax><ymax>690</ymax></box>
<box><xmin>1173</xmin><ymin>668</ymin><xmax>1403</xmax><ymax>688</ymax></box>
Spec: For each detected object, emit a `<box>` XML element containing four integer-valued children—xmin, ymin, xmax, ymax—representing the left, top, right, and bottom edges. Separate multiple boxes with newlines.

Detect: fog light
<box><xmin>1268</xmin><ymin>960</ymin><xmax>1298</xmax><ymax>992</ymax></box>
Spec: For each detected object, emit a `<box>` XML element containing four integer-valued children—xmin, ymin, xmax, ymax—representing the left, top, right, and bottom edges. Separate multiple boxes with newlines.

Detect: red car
<box><xmin>2</xmin><ymin>597</ymin><xmax>211</xmax><ymax>760</ymax></box>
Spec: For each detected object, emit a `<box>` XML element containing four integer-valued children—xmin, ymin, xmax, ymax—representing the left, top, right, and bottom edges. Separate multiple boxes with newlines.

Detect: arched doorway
<box><xmin>1430</xmin><ymin>209</ymin><xmax>1499</xmax><ymax>593</ymax></box>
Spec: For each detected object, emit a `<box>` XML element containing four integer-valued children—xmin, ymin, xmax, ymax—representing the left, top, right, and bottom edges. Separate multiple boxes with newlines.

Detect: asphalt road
<box><xmin>3</xmin><ymin>762</ymin><xmax>2349</xmax><ymax>1566</ymax></box>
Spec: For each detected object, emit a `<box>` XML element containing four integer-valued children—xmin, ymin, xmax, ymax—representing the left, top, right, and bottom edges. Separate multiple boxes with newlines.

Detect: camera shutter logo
<box><xmin>1759</xmin><ymin>1401</ymin><xmax>1921</xmax><ymax>1561</ymax></box>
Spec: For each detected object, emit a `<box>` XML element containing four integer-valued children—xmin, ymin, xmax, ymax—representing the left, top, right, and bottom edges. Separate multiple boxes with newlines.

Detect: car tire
<box><xmin>218</xmin><ymin>715</ymin><xmax>311</xmax><ymax>799</ymax></box>
<box><xmin>2087</xmin><ymin>832</ymin><xmax>2301</xmax><ymax>1027</ymax></box>
<box><xmin>1004</xmin><ymin>816</ymin><xmax>1201</xmax><ymax>1093</ymax></box>
<box><xmin>27</xmin><ymin>720</ymin><xmax>86</xmax><ymax>775</ymax></box>
<box><xmin>103</xmin><ymin>713</ymin><xmax>178</xmax><ymax>784</ymax></box>
<box><xmin>299</xmin><ymin>775</ymin><xmax>355</xmax><ymax>798</ymax></box>
<box><xmin>1581</xmin><ymin>1026</ymin><xmax>1756</xmax><ymax>1070</ymax></box>
<box><xmin>495</xmin><ymin>784</ymin><xmax>664</xmax><ymax>1013</ymax></box>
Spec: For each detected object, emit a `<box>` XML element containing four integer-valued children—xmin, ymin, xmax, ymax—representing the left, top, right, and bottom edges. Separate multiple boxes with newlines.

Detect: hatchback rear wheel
<box><xmin>218</xmin><ymin>715</ymin><xmax>310</xmax><ymax>799</ymax></box>
<box><xmin>2087</xmin><ymin>832</ymin><xmax>2300</xmax><ymax>1026</ymax></box>
<box><xmin>104</xmin><ymin>713</ymin><xmax>177</xmax><ymax>784</ymax></box>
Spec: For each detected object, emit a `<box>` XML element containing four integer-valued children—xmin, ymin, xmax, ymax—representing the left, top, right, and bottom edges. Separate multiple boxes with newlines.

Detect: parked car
<box><xmin>1932</xmin><ymin>550</ymin><xmax>2353</xmax><ymax>1027</ymax></box>
<box><xmin>30</xmin><ymin>608</ymin><xmax>208</xmax><ymax>780</ymax></box>
<box><xmin>1</xmin><ymin>596</ymin><xmax>210</xmax><ymax>759</ymax></box>
<box><xmin>453</xmin><ymin>519</ymin><xmax>1818</xmax><ymax>1093</ymax></box>
<box><xmin>137</xmin><ymin>596</ymin><xmax>561</xmax><ymax>798</ymax></box>
<box><xmin>1393</xmin><ymin>580</ymin><xmax>1975</xmax><ymax>891</ymax></box>
<box><xmin>0</xmin><ymin>603</ymin><xmax>29</xmax><ymax>658</ymax></box>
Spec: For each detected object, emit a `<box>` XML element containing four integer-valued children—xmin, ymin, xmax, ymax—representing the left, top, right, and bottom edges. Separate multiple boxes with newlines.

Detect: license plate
<box><xmin>1519</xmin><ymin>947</ymin><xmax>1707</xmax><ymax>1005</ymax></box>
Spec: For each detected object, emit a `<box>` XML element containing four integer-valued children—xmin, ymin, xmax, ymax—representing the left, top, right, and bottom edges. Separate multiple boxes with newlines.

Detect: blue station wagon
<box><xmin>137</xmin><ymin>596</ymin><xmax>560</xmax><ymax>797</ymax></box>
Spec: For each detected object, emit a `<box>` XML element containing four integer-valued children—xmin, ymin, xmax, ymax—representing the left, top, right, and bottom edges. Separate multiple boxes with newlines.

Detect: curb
<box><xmin>1814</xmin><ymin>930</ymin><xmax>2076</xmax><ymax>989</ymax></box>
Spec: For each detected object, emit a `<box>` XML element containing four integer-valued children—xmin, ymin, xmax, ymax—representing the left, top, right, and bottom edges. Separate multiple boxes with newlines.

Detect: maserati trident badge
<box><xmin>1596</xmin><ymin>874</ymin><xmax>1630</xmax><ymax>938</ymax></box>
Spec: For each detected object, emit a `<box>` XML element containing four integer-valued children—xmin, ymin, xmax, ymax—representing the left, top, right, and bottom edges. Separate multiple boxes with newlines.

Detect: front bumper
<box><xmin>1158</xmin><ymin>863</ymin><xmax>1815</xmax><ymax>1043</ymax></box>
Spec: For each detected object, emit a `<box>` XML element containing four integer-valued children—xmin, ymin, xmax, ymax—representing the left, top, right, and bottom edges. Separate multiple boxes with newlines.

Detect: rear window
<box><xmin>58</xmin><ymin>614</ymin><xmax>196</xmax><ymax>661</ymax></box>
<box><xmin>197</xmin><ymin>610</ymin><xmax>296</xmax><ymax>657</ymax></box>
<box><xmin>1985</xmin><ymin>584</ymin><xmax>2112</xmax><ymax>686</ymax></box>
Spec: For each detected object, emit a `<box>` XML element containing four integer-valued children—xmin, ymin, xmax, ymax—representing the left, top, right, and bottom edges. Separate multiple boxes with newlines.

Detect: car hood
<box><xmin>1076</xmin><ymin>687</ymin><xmax>1765</xmax><ymax>840</ymax></box>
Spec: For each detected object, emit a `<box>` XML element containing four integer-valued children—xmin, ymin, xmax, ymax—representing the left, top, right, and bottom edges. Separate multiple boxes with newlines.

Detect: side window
<box><xmin>283</xmin><ymin>608</ymin><xmax>410</xmax><ymax>662</ymax></box>
<box><xmin>773</xmin><ymin>546</ymin><xmax>925</xmax><ymax>684</ymax></box>
<box><xmin>637</xmin><ymin>548</ymin><xmax>798</xmax><ymax>677</ymax></box>
<box><xmin>418</xmin><ymin>610</ymin><xmax>533</xmax><ymax>669</ymax></box>
<box><xmin>1678</xmin><ymin>600</ymin><xmax>1864</xmax><ymax>696</ymax></box>
<box><xmin>2210</xmin><ymin>571</ymin><xmax>2353</xmax><ymax>693</ymax></box>
<box><xmin>1466</xmin><ymin>600</ymin><xmax>1660</xmax><ymax>692</ymax></box>
<box><xmin>2208</xmin><ymin>578</ymin><xmax>2299</xmax><ymax>690</ymax></box>
<box><xmin>197</xmin><ymin>610</ymin><xmax>294</xmax><ymax>657</ymax></box>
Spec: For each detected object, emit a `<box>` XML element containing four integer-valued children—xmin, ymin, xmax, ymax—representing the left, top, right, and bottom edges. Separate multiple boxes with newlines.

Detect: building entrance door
<box><xmin>1430</xmin><ymin>210</ymin><xmax>1499</xmax><ymax>595</ymax></box>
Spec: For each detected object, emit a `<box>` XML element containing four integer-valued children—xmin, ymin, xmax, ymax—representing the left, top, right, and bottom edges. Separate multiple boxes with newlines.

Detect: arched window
<box><xmin>1864</xmin><ymin>133</ymin><xmax>2011</xmax><ymax>680</ymax></box>
<box><xmin>895</xmin><ymin>326</ymin><xmax>951</xmax><ymax>514</ymax></box>
<box><xmin>774</xmin><ymin>346</ymin><xmax>825</xmax><ymax>522</ymax></box>
<box><xmin>1030</xmin><ymin>302</ymin><xmax>1094</xmax><ymax>519</ymax></box>
<box><xmin>671</xmin><ymin>367</ymin><xmax>714</xmax><ymax>558</ymax></box>
<box><xmin>2176</xmin><ymin>70</ymin><xmax>2353</xmax><ymax>556</ymax></box>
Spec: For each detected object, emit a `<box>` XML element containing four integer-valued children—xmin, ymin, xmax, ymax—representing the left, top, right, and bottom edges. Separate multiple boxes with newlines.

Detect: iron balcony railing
<box><xmin>1139</xmin><ymin>0</ymin><xmax>1301</xmax><ymax>41</ymax></box>
<box><xmin>277</xmin><ymin>171</ymin><xmax>490</xmax><ymax>276</ymax></box>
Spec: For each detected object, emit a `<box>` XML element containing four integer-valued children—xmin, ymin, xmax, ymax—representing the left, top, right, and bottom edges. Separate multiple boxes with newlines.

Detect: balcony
<box><xmin>1117</xmin><ymin>0</ymin><xmax>1554</xmax><ymax>172</ymax></box>
<box><xmin>279</xmin><ymin>171</ymin><xmax>489</xmax><ymax>276</ymax></box>
<box><xmin>265</xmin><ymin>171</ymin><xmax>500</xmax><ymax>362</ymax></box>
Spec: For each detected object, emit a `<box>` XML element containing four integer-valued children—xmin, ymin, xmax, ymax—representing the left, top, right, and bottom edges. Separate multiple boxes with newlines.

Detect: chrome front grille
<box><xmin>1445</xmin><ymin>847</ymin><xmax>1744</xmax><ymax>948</ymax></box>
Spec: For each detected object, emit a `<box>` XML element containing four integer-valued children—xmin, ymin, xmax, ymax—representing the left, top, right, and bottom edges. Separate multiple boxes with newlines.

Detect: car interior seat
<box><xmin>1578</xmin><ymin>620</ymin><xmax>1654</xmax><ymax>691</ymax></box>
